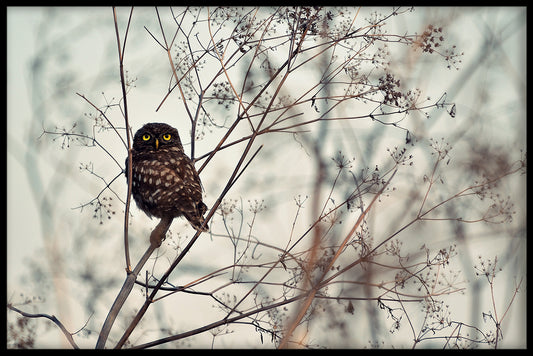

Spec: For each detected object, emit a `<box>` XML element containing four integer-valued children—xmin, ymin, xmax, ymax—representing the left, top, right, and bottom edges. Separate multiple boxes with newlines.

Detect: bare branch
<box><xmin>7</xmin><ymin>304</ymin><xmax>80</xmax><ymax>349</ymax></box>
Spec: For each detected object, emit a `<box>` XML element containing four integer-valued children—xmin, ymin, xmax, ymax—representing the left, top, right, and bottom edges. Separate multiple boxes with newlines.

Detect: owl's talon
<box><xmin>149</xmin><ymin>232</ymin><xmax>164</xmax><ymax>248</ymax></box>
<box><xmin>149</xmin><ymin>229</ymin><xmax>166</xmax><ymax>248</ymax></box>
<box><xmin>149</xmin><ymin>216</ymin><xmax>173</xmax><ymax>248</ymax></box>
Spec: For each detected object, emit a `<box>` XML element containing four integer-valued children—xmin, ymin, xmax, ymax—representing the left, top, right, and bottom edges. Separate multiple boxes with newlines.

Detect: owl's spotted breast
<box><xmin>132</xmin><ymin>151</ymin><xmax>201</xmax><ymax>216</ymax></box>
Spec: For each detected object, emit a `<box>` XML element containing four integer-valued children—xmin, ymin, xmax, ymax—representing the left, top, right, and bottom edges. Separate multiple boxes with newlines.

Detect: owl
<box><xmin>126</xmin><ymin>123</ymin><xmax>208</xmax><ymax>245</ymax></box>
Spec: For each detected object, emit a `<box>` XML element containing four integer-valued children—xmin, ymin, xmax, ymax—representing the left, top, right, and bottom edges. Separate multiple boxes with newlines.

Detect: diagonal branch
<box><xmin>95</xmin><ymin>244</ymin><xmax>157</xmax><ymax>349</ymax></box>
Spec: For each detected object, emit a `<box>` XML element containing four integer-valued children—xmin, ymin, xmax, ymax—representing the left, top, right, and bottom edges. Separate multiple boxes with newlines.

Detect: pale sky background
<box><xmin>7</xmin><ymin>7</ymin><xmax>526</xmax><ymax>348</ymax></box>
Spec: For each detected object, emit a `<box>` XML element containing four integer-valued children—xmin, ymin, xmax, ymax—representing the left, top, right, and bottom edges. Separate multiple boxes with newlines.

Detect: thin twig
<box><xmin>7</xmin><ymin>304</ymin><xmax>80</xmax><ymax>349</ymax></box>
<box><xmin>75</xmin><ymin>93</ymin><xmax>128</xmax><ymax>150</ymax></box>
<box><xmin>112</xmin><ymin>6</ymin><xmax>134</xmax><ymax>273</ymax></box>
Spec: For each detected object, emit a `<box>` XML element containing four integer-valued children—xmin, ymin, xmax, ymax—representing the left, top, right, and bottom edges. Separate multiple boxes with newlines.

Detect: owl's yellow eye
<box><xmin>162</xmin><ymin>134</ymin><xmax>171</xmax><ymax>141</ymax></box>
<box><xmin>142</xmin><ymin>134</ymin><xmax>151</xmax><ymax>141</ymax></box>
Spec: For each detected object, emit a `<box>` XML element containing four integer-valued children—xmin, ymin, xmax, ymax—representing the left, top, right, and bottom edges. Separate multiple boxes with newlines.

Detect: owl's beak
<box><xmin>155</xmin><ymin>138</ymin><xmax>159</xmax><ymax>150</ymax></box>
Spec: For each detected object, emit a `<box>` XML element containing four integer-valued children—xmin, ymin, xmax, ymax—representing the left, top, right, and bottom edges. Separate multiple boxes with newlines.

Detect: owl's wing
<box><xmin>151</xmin><ymin>160</ymin><xmax>204</xmax><ymax>211</ymax></box>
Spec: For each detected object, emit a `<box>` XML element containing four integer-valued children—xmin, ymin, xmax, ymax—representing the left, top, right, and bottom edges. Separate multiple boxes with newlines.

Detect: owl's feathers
<box><xmin>126</xmin><ymin>122</ymin><xmax>208</xmax><ymax>234</ymax></box>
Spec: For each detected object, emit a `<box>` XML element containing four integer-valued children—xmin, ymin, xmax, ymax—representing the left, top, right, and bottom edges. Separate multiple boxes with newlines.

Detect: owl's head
<box><xmin>133</xmin><ymin>122</ymin><xmax>184</xmax><ymax>152</ymax></box>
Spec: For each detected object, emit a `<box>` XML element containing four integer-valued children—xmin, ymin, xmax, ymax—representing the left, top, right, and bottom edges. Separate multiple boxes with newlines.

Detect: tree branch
<box><xmin>7</xmin><ymin>304</ymin><xmax>80</xmax><ymax>349</ymax></box>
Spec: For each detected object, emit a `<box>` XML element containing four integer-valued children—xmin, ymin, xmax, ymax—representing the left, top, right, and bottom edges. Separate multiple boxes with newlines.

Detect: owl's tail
<box><xmin>184</xmin><ymin>201</ymin><xmax>209</xmax><ymax>232</ymax></box>
<box><xmin>187</xmin><ymin>216</ymin><xmax>209</xmax><ymax>232</ymax></box>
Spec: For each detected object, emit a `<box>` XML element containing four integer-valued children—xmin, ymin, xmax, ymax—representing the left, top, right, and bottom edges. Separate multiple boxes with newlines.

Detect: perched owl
<box><xmin>126</xmin><ymin>123</ymin><xmax>208</xmax><ymax>244</ymax></box>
